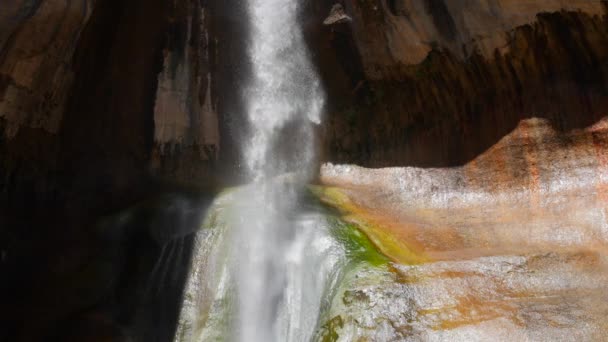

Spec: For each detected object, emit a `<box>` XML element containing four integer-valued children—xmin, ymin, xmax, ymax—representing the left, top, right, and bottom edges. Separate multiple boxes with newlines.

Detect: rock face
<box><xmin>0</xmin><ymin>0</ymin><xmax>248</xmax><ymax>341</ymax></box>
<box><xmin>323</xmin><ymin>4</ymin><xmax>352</xmax><ymax>25</ymax></box>
<box><xmin>0</xmin><ymin>0</ymin><xmax>93</xmax><ymax>137</ymax></box>
<box><xmin>306</xmin><ymin>0</ymin><xmax>608</xmax><ymax>167</ymax></box>
<box><xmin>2</xmin><ymin>0</ymin><xmax>608</xmax><ymax>341</ymax></box>
<box><xmin>0</xmin><ymin>0</ymin><xmax>246</xmax><ymax>220</ymax></box>
<box><xmin>149</xmin><ymin>0</ymin><xmax>249</xmax><ymax>186</ymax></box>
<box><xmin>335</xmin><ymin>0</ymin><xmax>605</xmax><ymax>77</ymax></box>
<box><xmin>317</xmin><ymin>117</ymin><xmax>608</xmax><ymax>340</ymax></box>
<box><xmin>2</xmin><ymin>0</ymin><xmax>605</xmax><ymax>231</ymax></box>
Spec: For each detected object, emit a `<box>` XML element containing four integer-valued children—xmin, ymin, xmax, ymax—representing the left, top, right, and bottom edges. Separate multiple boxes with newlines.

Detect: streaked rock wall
<box><xmin>149</xmin><ymin>0</ymin><xmax>220</xmax><ymax>186</ymax></box>
<box><xmin>0</xmin><ymin>1</ymin><xmax>247</xmax><ymax>341</ymax></box>
<box><xmin>0</xmin><ymin>0</ymin><xmax>253</xmax><ymax>232</ymax></box>
<box><xmin>345</xmin><ymin>0</ymin><xmax>605</xmax><ymax>78</ymax></box>
<box><xmin>307</xmin><ymin>0</ymin><xmax>608</xmax><ymax>167</ymax></box>
<box><xmin>0</xmin><ymin>0</ymin><xmax>94</xmax><ymax>137</ymax></box>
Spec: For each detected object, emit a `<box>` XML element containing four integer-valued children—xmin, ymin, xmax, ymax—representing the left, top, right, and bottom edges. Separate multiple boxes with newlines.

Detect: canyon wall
<box><xmin>0</xmin><ymin>0</ymin><xmax>252</xmax><ymax>246</ymax></box>
<box><xmin>2</xmin><ymin>0</ymin><xmax>608</xmax><ymax>340</ymax></box>
<box><xmin>0</xmin><ymin>0</ymin><xmax>242</xmax><ymax>220</ymax></box>
<box><xmin>0</xmin><ymin>1</ymin><xmax>247</xmax><ymax>341</ymax></box>
<box><xmin>306</xmin><ymin>0</ymin><xmax>608</xmax><ymax>167</ymax></box>
<box><xmin>5</xmin><ymin>0</ymin><xmax>605</xmax><ymax>221</ymax></box>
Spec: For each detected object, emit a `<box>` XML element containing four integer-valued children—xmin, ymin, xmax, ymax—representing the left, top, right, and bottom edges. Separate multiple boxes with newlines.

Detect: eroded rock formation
<box><xmin>316</xmin><ymin>117</ymin><xmax>608</xmax><ymax>339</ymax></box>
<box><xmin>0</xmin><ymin>0</ymin><xmax>246</xmax><ymax>220</ymax></box>
<box><xmin>330</xmin><ymin>0</ymin><xmax>606</xmax><ymax>76</ymax></box>
<box><xmin>0</xmin><ymin>1</ymin><xmax>247</xmax><ymax>341</ymax></box>
<box><xmin>307</xmin><ymin>0</ymin><xmax>608</xmax><ymax>167</ymax></box>
<box><xmin>323</xmin><ymin>4</ymin><xmax>352</xmax><ymax>25</ymax></box>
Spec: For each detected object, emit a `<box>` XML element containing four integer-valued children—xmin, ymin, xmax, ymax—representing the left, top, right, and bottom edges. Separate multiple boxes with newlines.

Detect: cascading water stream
<box><xmin>244</xmin><ymin>0</ymin><xmax>323</xmax><ymax>180</ymax></box>
<box><xmin>234</xmin><ymin>0</ymin><xmax>325</xmax><ymax>340</ymax></box>
<box><xmin>174</xmin><ymin>1</ymin><xmax>350</xmax><ymax>341</ymax></box>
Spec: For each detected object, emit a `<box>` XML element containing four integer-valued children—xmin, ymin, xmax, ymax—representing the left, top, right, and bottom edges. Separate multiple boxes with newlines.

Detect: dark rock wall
<box><xmin>0</xmin><ymin>0</ymin><xmax>248</xmax><ymax>341</ymax></box>
<box><xmin>306</xmin><ymin>0</ymin><xmax>608</xmax><ymax>167</ymax></box>
<box><xmin>150</xmin><ymin>0</ymin><xmax>250</xmax><ymax>187</ymax></box>
<box><xmin>0</xmin><ymin>0</ymin><xmax>246</xmax><ymax>220</ymax></box>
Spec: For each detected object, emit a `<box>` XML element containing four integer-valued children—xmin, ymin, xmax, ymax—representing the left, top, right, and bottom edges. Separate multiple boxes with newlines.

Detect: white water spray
<box><xmin>235</xmin><ymin>0</ymin><xmax>325</xmax><ymax>341</ymax></box>
<box><xmin>174</xmin><ymin>1</ymin><xmax>333</xmax><ymax>341</ymax></box>
<box><xmin>244</xmin><ymin>0</ymin><xmax>323</xmax><ymax>180</ymax></box>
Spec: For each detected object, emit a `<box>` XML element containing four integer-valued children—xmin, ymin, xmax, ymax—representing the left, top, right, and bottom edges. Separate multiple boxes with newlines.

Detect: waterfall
<box><xmin>174</xmin><ymin>1</ymin><xmax>332</xmax><ymax>341</ymax></box>
<box><xmin>244</xmin><ymin>0</ymin><xmax>323</xmax><ymax>180</ymax></box>
<box><xmin>234</xmin><ymin>0</ymin><xmax>325</xmax><ymax>340</ymax></box>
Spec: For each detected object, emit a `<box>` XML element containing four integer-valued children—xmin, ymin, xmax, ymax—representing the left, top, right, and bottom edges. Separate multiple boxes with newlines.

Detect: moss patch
<box><xmin>318</xmin><ymin>315</ymin><xmax>344</xmax><ymax>342</ymax></box>
<box><xmin>327</xmin><ymin>216</ymin><xmax>388</xmax><ymax>267</ymax></box>
<box><xmin>310</xmin><ymin>185</ymin><xmax>428</xmax><ymax>265</ymax></box>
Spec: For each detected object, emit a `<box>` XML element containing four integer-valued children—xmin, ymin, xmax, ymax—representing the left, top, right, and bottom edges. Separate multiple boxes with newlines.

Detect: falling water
<box><xmin>244</xmin><ymin>0</ymin><xmax>323</xmax><ymax>179</ymax></box>
<box><xmin>235</xmin><ymin>0</ymin><xmax>325</xmax><ymax>341</ymax></box>
<box><xmin>175</xmin><ymin>1</ymin><xmax>337</xmax><ymax>341</ymax></box>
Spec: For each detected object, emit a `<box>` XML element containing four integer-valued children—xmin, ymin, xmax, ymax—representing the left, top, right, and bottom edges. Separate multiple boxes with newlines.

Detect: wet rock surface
<box><xmin>317</xmin><ymin>118</ymin><xmax>608</xmax><ymax>340</ymax></box>
<box><xmin>323</xmin><ymin>256</ymin><xmax>608</xmax><ymax>341</ymax></box>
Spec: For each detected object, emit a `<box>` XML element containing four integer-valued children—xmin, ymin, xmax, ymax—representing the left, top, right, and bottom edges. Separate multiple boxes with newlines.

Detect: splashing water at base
<box><xmin>173</xmin><ymin>188</ymin><xmax>358</xmax><ymax>342</ymax></box>
<box><xmin>234</xmin><ymin>0</ymin><xmax>325</xmax><ymax>340</ymax></box>
<box><xmin>232</xmin><ymin>187</ymin><xmax>344</xmax><ymax>342</ymax></box>
<box><xmin>176</xmin><ymin>0</ymin><xmax>333</xmax><ymax>339</ymax></box>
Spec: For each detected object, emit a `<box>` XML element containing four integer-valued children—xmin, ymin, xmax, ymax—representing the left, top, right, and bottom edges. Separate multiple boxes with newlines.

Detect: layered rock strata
<box><xmin>316</xmin><ymin>117</ymin><xmax>608</xmax><ymax>339</ymax></box>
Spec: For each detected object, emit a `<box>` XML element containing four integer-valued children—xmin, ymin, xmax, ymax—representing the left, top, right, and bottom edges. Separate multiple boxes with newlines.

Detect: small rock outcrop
<box><xmin>323</xmin><ymin>4</ymin><xmax>352</xmax><ymax>25</ymax></box>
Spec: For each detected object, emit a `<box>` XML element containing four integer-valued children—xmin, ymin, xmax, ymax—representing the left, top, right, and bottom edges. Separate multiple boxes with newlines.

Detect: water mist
<box><xmin>234</xmin><ymin>0</ymin><xmax>325</xmax><ymax>340</ymax></box>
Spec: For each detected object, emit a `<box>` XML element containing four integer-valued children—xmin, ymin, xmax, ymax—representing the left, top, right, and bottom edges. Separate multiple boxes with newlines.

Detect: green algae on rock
<box><xmin>325</xmin><ymin>216</ymin><xmax>388</xmax><ymax>267</ymax></box>
<box><xmin>312</xmin><ymin>117</ymin><xmax>608</xmax><ymax>341</ymax></box>
<box><xmin>175</xmin><ymin>185</ymin><xmax>393</xmax><ymax>341</ymax></box>
<box><xmin>310</xmin><ymin>185</ymin><xmax>428</xmax><ymax>265</ymax></box>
